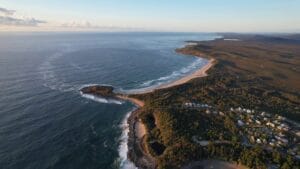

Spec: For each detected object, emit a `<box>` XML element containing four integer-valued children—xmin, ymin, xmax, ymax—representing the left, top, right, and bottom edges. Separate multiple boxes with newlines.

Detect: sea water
<box><xmin>0</xmin><ymin>32</ymin><xmax>218</xmax><ymax>169</ymax></box>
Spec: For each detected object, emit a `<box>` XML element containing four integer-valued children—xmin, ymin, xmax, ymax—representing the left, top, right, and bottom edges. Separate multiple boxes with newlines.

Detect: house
<box><xmin>256</xmin><ymin>138</ymin><xmax>262</xmax><ymax>144</ymax></box>
<box><xmin>250</xmin><ymin>136</ymin><xmax>255</xmax><ymax>143</ymax></box>
<box><xmin>184</xmin><ymin>103</ymin><xmax>191</xmax><ymax>107</ymax></box>
<box><xmin>279</xmin><ymin>132</ymin><xmax>285</xmax><ymax>137</ymax></box>
<box><xmin>206</xmin><ymin>109</ymin><xmax>211</xmax><ymax>114</ymax></box>
<box><xmin>283</xmin><ymin>127</ymin><xmax>290</xmax><ymax>131</ymax></box>
<box><xmin>266</xmin><ymin>122</ymin><xmax>275</xmax><ymax>128</ymax></box>
<box><xmin>238</xmin><ymin>120</ymin><xmax>245</xmax><ymax>127</ymax></box>
<box><xmin>256</xmin><ymin>120</ymin><xmax>261</xmax><ymax>125</ymax></box>
<box><xmin>248</xmin><ymin>119</ymin><xmax>253</xmax><ymax>123</ymax></box>
<box><xmin>262</xmin><ymin>139</ymin><xmax>267</xmax><ymax>144</ymax></box>
<box><xmin>280</xmin><ymin>138</ymin><xmax>289</xmax><ymax>144</ymax></box>
<box><xmin>277</xmin><ymin>115</ymin><xmax>286</xmax><ymax>120</ymax></box>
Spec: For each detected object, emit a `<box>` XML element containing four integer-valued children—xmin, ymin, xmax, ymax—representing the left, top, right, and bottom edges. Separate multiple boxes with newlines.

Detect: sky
<box><xmin>0</xmin><ymin>0</ymin><xmax>299</xmax><ymax>32</ymax></box>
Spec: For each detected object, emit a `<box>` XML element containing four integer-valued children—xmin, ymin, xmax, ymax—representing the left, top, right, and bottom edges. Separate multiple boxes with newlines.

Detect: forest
<box><xmin>130</xmin><ymin>34</ymin><xmax>300</xmax><ymax>169</ymax></box>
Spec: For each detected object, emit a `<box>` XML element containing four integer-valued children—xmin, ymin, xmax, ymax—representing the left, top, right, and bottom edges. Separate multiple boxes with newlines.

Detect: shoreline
<box><xmin>123</xmin><ymin>58</ymin><xmax>215</xmax><ymax>95</ymax></box>
<box><xmin>158</xmin><ymin>58</ymin><xmax>215</xmax><ymax>90</ymax></box>
<box><xmin>121</xmin><ymin>53</ymin><xmax>216</xmax><ymax>169</ymax></box>
<box><xmin>80</xmin><ymin>47</ymin><xmax>217</xmax><ymax>169</ymax></box>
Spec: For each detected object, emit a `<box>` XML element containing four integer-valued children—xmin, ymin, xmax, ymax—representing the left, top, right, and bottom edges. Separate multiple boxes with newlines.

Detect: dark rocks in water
<box><xmin>80</xmin><ymin>85</ymin><xmax>115</xmax><ymax>97</ymax></box>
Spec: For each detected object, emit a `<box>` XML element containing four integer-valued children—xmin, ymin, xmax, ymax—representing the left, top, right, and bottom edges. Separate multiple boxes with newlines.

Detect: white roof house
<box><xmin>256</xmin><ymin>120</ymin><xmax>261</xmax><ymax>125</ymax></box>
<box><xmin>256</xmin><ymin>138</ymin><xmax>262</xmax><ymax>144</ymax></box>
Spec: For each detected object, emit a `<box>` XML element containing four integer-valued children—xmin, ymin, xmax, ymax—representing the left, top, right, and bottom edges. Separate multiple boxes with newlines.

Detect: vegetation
<box><xmin>80</xmin><ymin>85</ymin><xmax>115</xmax><ymax>97</ymax></box>
<box><xmin>130</xmin><ymin>34</ymin><xmax>300</xmax><ymax>169</ymax></box>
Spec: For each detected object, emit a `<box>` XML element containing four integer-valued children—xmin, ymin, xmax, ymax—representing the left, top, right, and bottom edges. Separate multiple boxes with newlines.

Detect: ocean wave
<box><xmin>79</xmin><ymin>83</ymin><xmax>113</xmax><ymax>89</ymax></box>
<box><xmin>118</xmin><ymin>109</ymin><xmax>138</xmax><ymax>169</ymax></box>
<box><xmin>118</xmin><ymin>57</ymin><xmax>206</xmax><ymax>94</ymax></box>
<box><xmin>80</xmin><ymin>92</ymin><xmax>124</xmax><ymax>105</ymax></box>
<box><xmin>140</xmin><ymin>57</ymin><xmax>205</xmax><ymax>88</ymax></box>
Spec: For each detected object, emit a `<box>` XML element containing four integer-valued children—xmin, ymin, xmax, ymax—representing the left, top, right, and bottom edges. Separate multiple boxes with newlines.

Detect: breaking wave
<box><xmin>118</xmin><ymin>109</ymin><xmax>138</xmax><ymax>169</ymax></box>
<box><xmin>119</xmin><ymin>57</ymin><xmax>207</xmax><ymax>94</ymax></box>
<box><xmin>140</xmin><ymin>57</ymin><xmax>205</xmax><ymax>88</ymax></box>
<box><xmin>80</xmin><ymin>92</ymin><xmax>124</xmax><ymax>105</ymax></box>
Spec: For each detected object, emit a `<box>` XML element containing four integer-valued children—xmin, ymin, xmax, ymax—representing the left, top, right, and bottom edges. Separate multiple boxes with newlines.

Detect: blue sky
<box><xmin>0</xmin><ymin>0</ymin><xmax>299</xmax><ymax>32</ymax></box>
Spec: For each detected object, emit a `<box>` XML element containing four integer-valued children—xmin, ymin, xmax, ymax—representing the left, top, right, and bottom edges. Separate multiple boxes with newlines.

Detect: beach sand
<box><xmin>158</xmin><ymin>58</ymin><xmax>215</xmax><ymax>90</ymax></box>
<box><xmin>128</xmin><ymin>58</ymin><xmax>215</xmax><ymax>95</ymax></box>
<box><xmin>116</xmin><ymin>95</ymin><xmax>145</xmax><ymax>107</ymax></box>
<box><xmin>135</xmin><ymin>120</ymin><xmax>146</xmax><ymax>139</ymax></box>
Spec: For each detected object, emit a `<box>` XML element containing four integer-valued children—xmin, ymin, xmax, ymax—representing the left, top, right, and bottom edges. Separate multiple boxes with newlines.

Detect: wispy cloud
<box><xmin>0</xmin><ymin>7</ymin><xmax>15</xmax><ymax>16</ymax></box>
<box><xmin>0</xmin><ymin>16</ymin><xmax>46</xmax><ymax>26</ymax></box>
<box><xmin>60</xmin><ymin>21</ymin><xmax>143</xmax><ymax>31</ymax></box>
<box><xmin>0</xmin><ymin>7</ymin><xmax>46</xmax><ymax>26</ymax></box>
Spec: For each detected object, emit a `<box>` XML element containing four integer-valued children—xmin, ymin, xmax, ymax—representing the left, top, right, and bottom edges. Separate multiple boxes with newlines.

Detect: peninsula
<box><xmin>81</xmin><ymin>34</ymin><xmax>300</xmax><ymax>169</ymax></box>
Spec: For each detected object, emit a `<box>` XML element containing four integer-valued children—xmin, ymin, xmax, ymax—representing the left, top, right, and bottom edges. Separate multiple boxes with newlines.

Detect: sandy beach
<box><xmin>158</xmin><ymin>58</ymin><xmax>215</xmax><ymax>90</ymax></box>
<box><xmin>135</xmin><ymin>119</ymin><xmax>146</xmax><ymax>139</ymax></box>
<box><xmin>117</xmin><ymin>95</ymin><xmax>146</xmax><ymax>145</ymax></box>
<box><xmin>116</xmin><ymin>95</ymin><xmax>145</xmax><ymax>107</ymax></box>
<box><xmin>127</xmin><ymin>58</ymin><xmax>215</xmax><ymax>95</ymax></box>
<box><xmin>118</xmin><ymin>58</ymin><xmax>215</xmax><ymax>105</ymax></box>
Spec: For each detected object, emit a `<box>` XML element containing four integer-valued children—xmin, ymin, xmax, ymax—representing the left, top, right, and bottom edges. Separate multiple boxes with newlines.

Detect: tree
<box><xmin>281</xmin><ymin>162</ymin><xmax>290</xmax><ymax>169</ymax></box>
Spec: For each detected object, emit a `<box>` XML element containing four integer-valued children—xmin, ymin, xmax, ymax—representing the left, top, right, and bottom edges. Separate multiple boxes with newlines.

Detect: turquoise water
<box><xmin>0</xmin><ymin>32</ymin><xmax>218</xmax><ymax>169</ymax></box>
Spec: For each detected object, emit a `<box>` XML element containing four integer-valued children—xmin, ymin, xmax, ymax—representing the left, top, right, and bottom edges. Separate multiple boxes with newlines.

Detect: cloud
<box><xmin>0</xmin><ymin>7</ymin><xmax>46</xmax><ymax>26</ymax></box>
<box><xmin>60</xmin><ymin>21</ymin><xmax>142</xmax><ymax>31</ymax></box>
<box><xmin>0</xmin><ymin>16</ymin><xmax>46</xmax><ymax>26</ymax></box>
<box><xmin>0</xmin><ymin>7</ymin><xmax>15</xmax><ymax>16</ymax></box>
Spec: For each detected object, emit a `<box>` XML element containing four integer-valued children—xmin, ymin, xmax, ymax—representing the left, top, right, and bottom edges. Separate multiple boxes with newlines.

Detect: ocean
<box><xmin>0</xmin><ymin>32</ymin><xmax>218</xmax><ymax>169</ymax></box>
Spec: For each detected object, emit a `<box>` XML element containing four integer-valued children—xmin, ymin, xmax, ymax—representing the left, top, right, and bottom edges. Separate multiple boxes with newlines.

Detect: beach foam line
<box><xmin>80</xmin><ymin>92</ymin><xmax>124</xmax><ymax>105</ymax></box>
<box><xmin>118</xmin><ymin>58</ymin><xmax>207</xmax><ymax>95</ymax></box>
<box><xmin>140</xmin><ymin>57</ymin><xmax>205</xmax><ymax>88</ymax></box>
<box><xmin>118</xmin><ymin>58</ymin><xmax>211</xmax><ymax>95</ymax></box>
<box><xmin>119</xmin><ymin>109</ymin><xmax>138</xmax><ymax>169</ymax></box>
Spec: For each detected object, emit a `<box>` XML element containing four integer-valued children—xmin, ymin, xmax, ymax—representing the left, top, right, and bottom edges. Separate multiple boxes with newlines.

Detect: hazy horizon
<box><xmin>0</xmin><ymin>0</ymin><xmax>300</xmax><ymax>33</ymax></box>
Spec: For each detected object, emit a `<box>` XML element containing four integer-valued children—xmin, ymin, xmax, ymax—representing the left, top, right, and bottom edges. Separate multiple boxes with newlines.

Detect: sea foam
<box><xmin>141</xmin><ymin>57</ymin><xmax>204</xmax><ymax>87</ymax></box>
<box><xmin>118</xmin><ymin>109</ymin><xmax>138</xmax><ymax>169</ymax></box>
<box><xmin>80</xmin><ymin>92</ymin><xmax>123</xmax><ymax>105</ymax></box>
<box><xmin>119</xmin><ymin>57</ymin><xmax>206</xmax><ymax>94</ymax></box>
